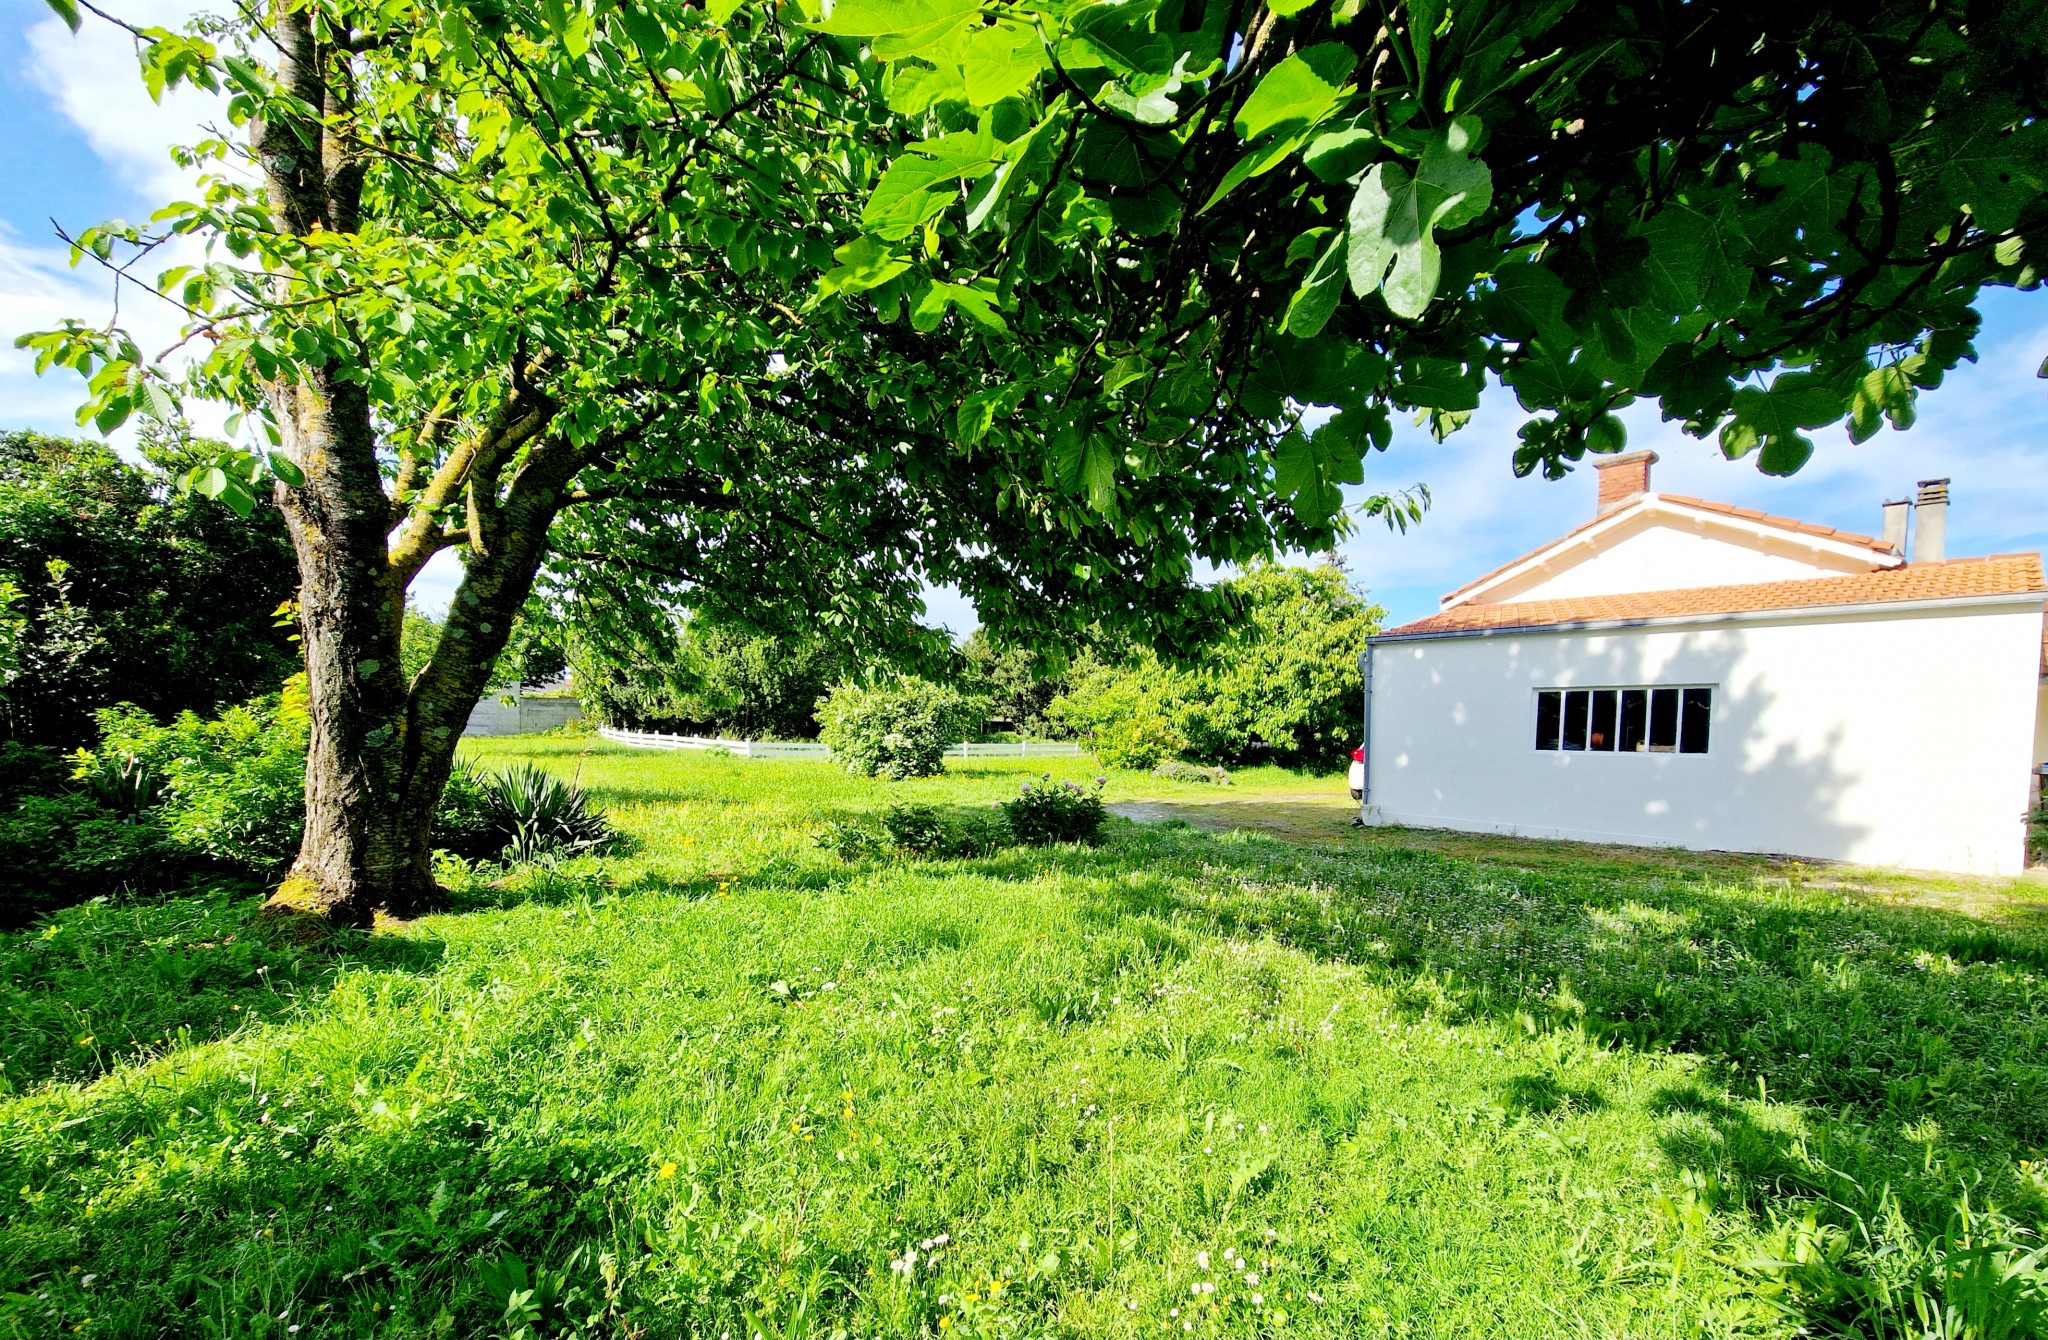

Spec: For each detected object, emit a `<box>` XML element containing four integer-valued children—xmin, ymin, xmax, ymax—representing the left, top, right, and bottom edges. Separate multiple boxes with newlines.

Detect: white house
<box><xmin>1357</xmin><ymin>452</ymin><xmax>2048</xmax><ymax>874</ymax></box>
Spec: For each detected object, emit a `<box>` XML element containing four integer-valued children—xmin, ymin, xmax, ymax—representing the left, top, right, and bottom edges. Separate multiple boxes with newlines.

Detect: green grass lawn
<box><xmin>1</xmin><ymin>738</ymin><xmax>2044</xmax><ymax>1338</ymax></box>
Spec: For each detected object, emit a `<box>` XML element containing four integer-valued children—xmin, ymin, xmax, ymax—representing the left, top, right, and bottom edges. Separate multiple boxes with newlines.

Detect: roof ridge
<box><xmin>1439</xmin><ymin>493</ymin><xmax>1900</xmax><ymax>607</ymax></box>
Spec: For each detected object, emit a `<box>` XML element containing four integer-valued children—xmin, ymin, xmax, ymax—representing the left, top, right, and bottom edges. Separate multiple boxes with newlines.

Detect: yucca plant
<box><xmin>484</xmin><ymin>763</ymin><xmax>617</xmax><ymax>865</ymax></box>
<box><xmin>431</xmin><ymin>761</ymin><xmax>616</xmax><ymax>865</ymax></box>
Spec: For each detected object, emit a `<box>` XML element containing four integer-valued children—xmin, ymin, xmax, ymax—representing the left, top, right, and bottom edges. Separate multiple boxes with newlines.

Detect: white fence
<box><xmin>597</xmin><ymin>727</ymin><xmax>1082</xmax><ymax>760</ymax></box>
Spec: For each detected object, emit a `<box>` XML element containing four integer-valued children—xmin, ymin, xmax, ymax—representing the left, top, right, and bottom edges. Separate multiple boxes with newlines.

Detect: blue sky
<box><xmin>6</xmin><ymin>3</ymin><xmax>2045</xmax><ymax>632</ymax></box>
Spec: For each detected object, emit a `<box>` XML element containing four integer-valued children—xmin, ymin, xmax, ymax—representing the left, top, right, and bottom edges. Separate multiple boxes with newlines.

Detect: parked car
<box><xmin>1348</xmin><ymin>746</ymin><xmax>1364</xmax><ymax>801</ymax></box>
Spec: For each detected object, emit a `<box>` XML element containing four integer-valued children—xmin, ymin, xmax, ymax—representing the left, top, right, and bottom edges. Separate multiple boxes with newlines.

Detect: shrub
<box><xmin>474</xmin><ymin>763</ymin><xmax>618</xmax><ymax>864</ymax></box>
<box><xmin>815</xmin><ymin>817</ymin><xmax>889</xmax><ymax>862</ymax></box>
<box><xmin>0</xmin><ymin>428</ymin><xmax>297</xmax><ymax>749</ymax></box>
<box><xmin>84</xmin><ymin>680</ymin><xmax>311</xmax><ymax>875</ymax></box>
<box><xmin>816</xmin><ymin>678</ymin><xmax>983</xmax><ymax>779</ymax></box>
<box><xmin>1049</xmin><ymin>563</ymin><xmax>1383</xmax><ymax>770</ymax></box>
<box><xmin>1002</xmin><ymin>775</ymin><xmax>1107</xmax><ymax>846</ymax></box>
<box><xmin>1153</xmin><ymin>759</ymin><xmax>1231</xmax><ymax>786</ymax></box>
<box><xmin>434</xmin><ymin>761</ymin><xmax>502</xmax><ymax>860</ymax></box>
<box><xmin>881</xmin><ymin>802</ymin><xmax>1012</xmax><ymax>858</ymax></box>
<box><xmin>0</xmin><ymin>793</ymin><xmax>181</xmax><ymax>927</ymax></box>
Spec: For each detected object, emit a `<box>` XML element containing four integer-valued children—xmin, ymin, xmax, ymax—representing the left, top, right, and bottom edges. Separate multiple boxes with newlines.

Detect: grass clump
<box><xmin>0</xmin><ymin>741</ymin><xmax>2040</xmax><ymax>1338</ymax></box>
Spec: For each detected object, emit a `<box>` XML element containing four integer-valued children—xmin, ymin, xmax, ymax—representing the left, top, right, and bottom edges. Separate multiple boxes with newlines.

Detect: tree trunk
<box><xmin>254</xmin><ymin>354</ymin><xmax>580</xmax><ymax>929</ymax></box>
<box><xmin>259</xmin><ymin>372</ymin><xmax>434</xmax><ymax>926</ymax></box>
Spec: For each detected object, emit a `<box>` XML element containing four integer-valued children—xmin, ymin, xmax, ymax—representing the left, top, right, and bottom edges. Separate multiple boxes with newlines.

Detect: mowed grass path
<box><xmin>0</xmin><ymin>739</ymin><xmax>2043</xmax><ymax>1338</ymax></box>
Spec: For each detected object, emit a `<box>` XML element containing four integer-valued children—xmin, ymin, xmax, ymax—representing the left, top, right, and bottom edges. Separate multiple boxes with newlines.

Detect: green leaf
<box><xmin>912</xmin><ymin>280</ymin><xmax>1009</xmax><ymax>333</ymax></box>
<box><xmin>1064</xmin><ymin>5</ymin><xmax>1175</xmax><ymax>77</ymax></box>
<box><xmin>139</xmin><ymin>381</ymin><xmax>178</xmax><ymax>422</ymax></box>
<box><xmin>1757</xmin><ymin>433</ymin><xmax>1814</xmax><ymax>477</ymax></box>
<box><xmin>1414</xmin><ymin>115</ymin><xmax>1490</xmax><ymax>230</ymax></box>
<box><xmin>41</xmin><ymin>0</ymin><xmax>81</xmax><ymax>32</ymax></box>
<box><xmin>807</xmin><ymin>0</ymin><xmax>977</xmax><ymax>38</ymax></box>
<box><xmin>1198</xmin><ymin>131</ymin><xmax>1307</xmax><ymax>214</ymax></box>
<box><xmin>267</xmin><ymin>452</ymin><xmax>306</xmax><ymax>487</ymax></box>
<box><xmin>1347</xmin><ymin>162</ymin><xmax>1433</xmax><ymax>318</ymax></box>
<box><xmin>1302</xmin><ymin>125</ymin><xmax>1380</xmax><ymax>183</ymax></box>
<box><xmin>1233</xmin><ymin>44</ymin><xmax>1357</xmax><ymax>141</ymax></box>
<box><xmin>1285</xmin><ymin>230</ymin><xmax>1349</xmax><ymax>338</ymax></box>
<box><xmin>1346</xmin><ymin>117</ymin><xmax>1489</xmax><ymax>318</ymax></box>
<box><xmin>1267</xmin><ymin>0</ymin><xmax>1323</xmax><ymax>14</ymax></box>
<box><xmin>959</xmin><ymin>23</ymin><xmax>1045</xmax><ymax>105</ymax></box>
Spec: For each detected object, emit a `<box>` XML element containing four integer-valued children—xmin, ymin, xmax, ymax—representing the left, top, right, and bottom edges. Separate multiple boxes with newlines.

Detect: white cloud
<box><xmin>24</xmin><ymin>2</ymin><xmax>229</xmax><ymax>207</ymax></box>
<box><xmin>6</xmin><ymin>4</ymin><xmax>241</xmax><ymax>446</ymax></box>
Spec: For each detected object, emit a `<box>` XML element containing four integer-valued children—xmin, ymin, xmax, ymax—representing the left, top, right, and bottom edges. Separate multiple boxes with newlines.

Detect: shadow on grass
<box><xmin>0</xmin><ymin>886</ymin><xmax>445</xmax><ymax>1094</ymax></box>
<box><xmin>1063</xmin><ymin>820</ymin><xmax>2048</xmax><ymax>1331</ymax></box>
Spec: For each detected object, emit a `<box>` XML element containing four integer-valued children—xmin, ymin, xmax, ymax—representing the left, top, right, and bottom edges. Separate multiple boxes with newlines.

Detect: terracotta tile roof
<box><xmin>1439</xmin><ymin>493</ymin><xmax>1897</xmax><ymax>606</ymax></box>
<box><xmin>1387</xmin><ymin>554</ymin><xmax>2046</xmax><ymax>638</ymax></box>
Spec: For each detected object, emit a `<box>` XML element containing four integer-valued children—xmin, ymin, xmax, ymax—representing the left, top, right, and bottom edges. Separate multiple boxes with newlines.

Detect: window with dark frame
<box><xmin>1535</xmin><ymin>686</ymin><xmax>1713</xmax><ymax>754</ymax></box>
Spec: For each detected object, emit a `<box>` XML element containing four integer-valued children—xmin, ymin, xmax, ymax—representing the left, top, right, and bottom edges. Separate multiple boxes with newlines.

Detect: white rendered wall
<box><xmin>1364</xmin><ymin>602</ymin><xmax>2044</xmax><ymax>874</ymax></box>
<box><xmin>1475</xmin><ymin>507</ymin><xmax>1887</xmax><ymax>605</ymax></box>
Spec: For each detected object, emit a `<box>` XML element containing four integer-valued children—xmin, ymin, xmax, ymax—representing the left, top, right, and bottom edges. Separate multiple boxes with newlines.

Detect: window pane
<box><xmin>1589</xmin><ymin>690</ymin><xmax>1618</xmax><ymax>751</ymax></box>
<box><xmin>1536</xmin><ymin>691</ymin><xmax>1561</xmax><ymax>750</ymax></box>
<box><xmin>1562</xmin><ymin>690</ymin><xmax>1589</xmax><ymax>750</ymax></box>
<box><xmin>1620</xmin><ymin>689</ymin><xmax>1647</xmax><ymax>752</ymax></box>
<box><xmin>1680</xmin><ymin>687</ymin><xmax>1712</xmax><ymax>754</ymax></box>
<box><xmin>1649</xmin><ymin>687</ymin><xmax>1678</xmax><ymax>751</ymax></box>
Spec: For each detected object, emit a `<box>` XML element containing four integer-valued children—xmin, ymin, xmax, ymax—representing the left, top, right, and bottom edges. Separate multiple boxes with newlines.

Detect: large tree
<box><xmin>815</xmin><ymin>0</ymin><xmax>2047</xmax><ymax>482</ymax></box>
<box><xmin>24</xmin><ymin>0</ymin><xmax>1369</xmax><ymax>925</ymax></box>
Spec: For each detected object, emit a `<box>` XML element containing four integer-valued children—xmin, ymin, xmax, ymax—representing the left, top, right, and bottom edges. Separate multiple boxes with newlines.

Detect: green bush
<box><xmin>435</xmin><ymin>760</ymin><xmax>502</xmax><ymax>860</ymax></box>
<box><xmin>881</xmin><ymin>802</ymin><xmax>1011</xmax><ymax>858</ymax></box>
<box><xmin>816</xmin><ymin>678</ymin><xmax>982</xmax><ymax>779</ymax></box>
<box><xmin>0</xmin><ymin>429</ymin><xmax>298</xmax><ymax>750</ymax></box>
<box><xmin>481</xmin><ymin>763</ymin><xmax>618</xmax><ymax>863</ymax></box>
<box><xmin>1050</xmin><ymin>563</ymin><xmax>1381</xmax><ymax>770</ymax></box>
<box><xmin>85</xmin><ymin>679</ymin><xmax>311</xmax><ymax>875</ymax></box>
<box><xmin>1002</xmin><ymin>775</ymin><xmax>1107</xmax><ymax>845</ymax></box>
<box><xmin>0</xmin><ymin>793</ymin><xmax>182</xmax><ymax>926</ymax></box>
<box><xmin>1153</xmin><ymin>759</ymin><xmax>1231</xmax><ymax>785</ymax></box>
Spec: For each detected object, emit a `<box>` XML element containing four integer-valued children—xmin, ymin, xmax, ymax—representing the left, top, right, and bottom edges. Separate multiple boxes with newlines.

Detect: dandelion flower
<box><xmin>658</xmin><ymin>1162</ymin><xmax>678</xmax><ymax>1179</ymax></box>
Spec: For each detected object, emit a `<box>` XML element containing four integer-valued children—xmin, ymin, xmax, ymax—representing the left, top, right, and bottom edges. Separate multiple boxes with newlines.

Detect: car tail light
<box><xmin>1351</xmin><ymin>747</ymin><xmax>1364</xmax><ymax>762</ymax></box>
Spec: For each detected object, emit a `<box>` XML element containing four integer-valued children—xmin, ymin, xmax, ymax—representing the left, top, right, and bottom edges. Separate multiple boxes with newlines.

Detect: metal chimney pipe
<box><xmin>1913</xmin><ymin>478</ymin><xmax>1949</xmax><ymax>564</ymax></box>
<box><xmin>1880</xmin><ymin>499</ymin><xmax>1911</xmax><ymax>558</ymax></box>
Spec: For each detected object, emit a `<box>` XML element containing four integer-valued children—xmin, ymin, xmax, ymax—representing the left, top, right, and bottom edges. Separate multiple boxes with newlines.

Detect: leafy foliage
<box><xmin>957</xmin><ymin>629</ymin><xmax>1077</xmax><ymax>738</ymax></box>
<box><xmin>0</xmin><ymin>431</ymin><xmax>297</xmax><ymax>748</ymax></box>
<box><xmin>881</xmin><ymin>801</ymin><xmax>1014</xmax><ymax>858</ymax></box>
<box><xmin>575</xmin><ymin>620</ymin><xmax>847</xmax><ymax>740</ymax></box>
<box><xmin>1054</xmin><ymin>563</ymin><xmax>1381</xmax><ymax>768</ymax></box>
<box><xmin>82</xmin><ymin>681</ymin><xmax>313</xmax><ymax>875</ymax></box>
<box><xmin>1152</xmin><ymin>759</ymin><xmax>1232</xmax><ymax>786</ymax></box>
<box><xmin>1002</xmin><ymin>774</ymin><xmax>1108</xmax><ymax>845</ymax></box>
<box><xmin>818</xmin><ymin>0</ymin><xmax>2048</xmax><ymax>482</ymax></box>
<box><xmin>816</xmin><ymin>678</ymin><xmax>983</xmax><ymax>779</ymax></box>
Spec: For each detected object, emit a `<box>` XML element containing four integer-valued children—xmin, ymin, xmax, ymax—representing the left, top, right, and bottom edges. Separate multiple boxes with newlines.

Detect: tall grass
<box><xmin>0</xmin><ymin>740</ymin><xmax>2038</xmax><ymax>1338</ymax></box>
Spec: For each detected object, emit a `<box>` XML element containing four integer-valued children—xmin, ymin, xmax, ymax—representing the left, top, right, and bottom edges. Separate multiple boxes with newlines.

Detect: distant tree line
<box><xmin>567</xmin><ymin>561</ymin><xmax>1378</xmax><ymax>770</ymax></box>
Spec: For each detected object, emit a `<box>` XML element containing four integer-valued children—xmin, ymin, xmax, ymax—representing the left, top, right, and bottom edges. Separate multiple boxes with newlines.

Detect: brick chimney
<box><xmin>1595</xmin><ymin>450</ymin><xmax>1659</xmax><ymax>516</ymax></box>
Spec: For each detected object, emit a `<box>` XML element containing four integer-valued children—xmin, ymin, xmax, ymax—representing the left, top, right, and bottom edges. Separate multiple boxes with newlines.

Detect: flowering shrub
<box><xmin>816</xmin><ymin>678</ymin><xmax>982</xmax><ymax>780</ymax></box>
<box><xmin>1002</xmin><ymin>775</ymin><xmax>1106</xmax><ymax>846</ymax></box>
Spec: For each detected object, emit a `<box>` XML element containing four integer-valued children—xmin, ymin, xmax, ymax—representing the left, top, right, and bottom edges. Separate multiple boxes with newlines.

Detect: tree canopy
<box><xmin>814</xmin><ymin>0</ymin><xmax>2048</xmax><ymax>485</ymax></box>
